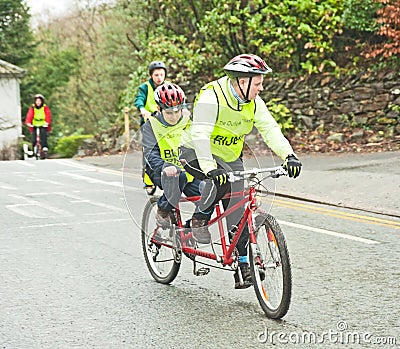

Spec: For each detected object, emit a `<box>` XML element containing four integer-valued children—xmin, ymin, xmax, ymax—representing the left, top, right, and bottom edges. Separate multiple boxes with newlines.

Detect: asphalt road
<box><xmin>0</xmin><ymin>156</ymin><xmax>399</xmax><ymax>348</ymax></box>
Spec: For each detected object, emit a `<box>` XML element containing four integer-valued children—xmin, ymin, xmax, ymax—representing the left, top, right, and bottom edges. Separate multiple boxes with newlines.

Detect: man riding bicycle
<box><xmin>25</xmin><ymin>94</ymin><xmax>52</xmax><ymax>158</ymax></box>
<box><xmin>180</xmin><ymin>53</ymin><xmax>302</xmax><ymax>289</ymax></box>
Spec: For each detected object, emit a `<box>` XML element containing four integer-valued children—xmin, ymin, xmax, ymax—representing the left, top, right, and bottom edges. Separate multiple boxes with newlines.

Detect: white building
<box><xmin>0</xmin><ymin>59</ymin><xmax>26</xmax><ymax>160</ymax></box>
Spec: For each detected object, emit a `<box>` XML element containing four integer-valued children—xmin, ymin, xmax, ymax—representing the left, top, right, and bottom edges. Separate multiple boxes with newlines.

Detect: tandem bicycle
<box><xmin>141</xmin><ymin>165</ymin><xmax>292</xmax><ymax>319</ymax></box>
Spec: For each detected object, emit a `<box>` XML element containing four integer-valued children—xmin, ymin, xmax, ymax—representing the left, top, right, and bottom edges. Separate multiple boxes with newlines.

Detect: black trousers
<box><xmin>32</xmin><ymin>127</ymin><xmax>48</xmax><ymax>148</ymax></box>
<box><xmin>179</xmin><ymin>147</ymin><xmax>249</xmax><ymax>256</ymax></box>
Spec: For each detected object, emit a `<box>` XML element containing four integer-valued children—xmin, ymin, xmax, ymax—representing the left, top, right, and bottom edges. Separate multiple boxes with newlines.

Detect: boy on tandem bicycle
<box><xmin>141</xmin><ymin>83</ymin><xmax>203</xmax><ymax>229</ymax></box>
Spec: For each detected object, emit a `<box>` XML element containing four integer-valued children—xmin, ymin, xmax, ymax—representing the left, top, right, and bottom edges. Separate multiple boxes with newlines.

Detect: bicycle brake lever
<box><xmin>227</xmin><ymin>172</ymin><xmax>236</xmax><ymax>182</ymax></box>
<box><xmin>272</xmin><ymin>167</ymin><xmax>288</xmax><ymax>178</ymax></box>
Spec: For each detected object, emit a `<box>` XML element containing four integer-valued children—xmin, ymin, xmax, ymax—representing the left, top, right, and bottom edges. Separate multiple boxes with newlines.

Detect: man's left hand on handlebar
<box><xmin>207</xmin><ymin>168</ymin><xmax>228</xmax><ymax>186</ymax></box>
<box><xmin>284</xmin><ymin>154</ymin><xmax>302</xmax><ymax>178</ymax></box>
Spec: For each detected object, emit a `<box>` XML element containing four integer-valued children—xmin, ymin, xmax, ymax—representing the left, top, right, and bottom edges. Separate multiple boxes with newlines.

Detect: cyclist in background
<box><xmin>180</xmin><ymin>54</ymin><xmax>302</xmax><ymax>289</ymax></box>
<box><xmin>25</xmin><ymin>94</ymin><xmax>52</xmax><ymax>158</ymax></box>
<box><xmin>134</xmin><ymin>61</ymin><xmax>168</xmax><ymax>192</ymax></box>
<box><xmin>134</xmin><ymin>61</ymin><xmax>168</xmax><ymax>126</ymax></box>
<box><xmin>142</xmin><ymin>83</ymin><xmax>202</xmax><ymax>228</ymax></box>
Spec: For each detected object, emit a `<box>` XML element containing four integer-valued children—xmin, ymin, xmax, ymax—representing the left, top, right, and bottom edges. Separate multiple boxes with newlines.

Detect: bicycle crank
<box><xmin>172</xmin><ymin>247</ymin><xmax>182</xmax><ymax>263</ymax></box>
<box><xmin>192</xmin><ymin>259</ymin><xmax>210</xmax><ymax>276</ymax></box>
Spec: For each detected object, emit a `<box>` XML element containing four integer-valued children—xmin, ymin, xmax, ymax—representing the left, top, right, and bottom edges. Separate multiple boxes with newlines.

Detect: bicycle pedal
<box><xmin>195</xmin><ymin>267</ymin><xmax>210</xmax><ymax>276</ymax></box>
<box><xmin>173</xmin><ymin>248</ymin><xmax>182</xmax><ymax>263</ymax></box>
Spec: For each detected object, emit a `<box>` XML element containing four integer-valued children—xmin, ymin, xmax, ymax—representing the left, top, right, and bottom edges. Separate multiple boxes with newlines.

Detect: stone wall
<box><xmin>262</xmin><ymin>70</ymin><xmax>400</xmax><ymax>140</ymax></box>
<box><xmin>79</xmin><ymin>70</ymin><xmax>400</xmax><ymax>157</ymax></box>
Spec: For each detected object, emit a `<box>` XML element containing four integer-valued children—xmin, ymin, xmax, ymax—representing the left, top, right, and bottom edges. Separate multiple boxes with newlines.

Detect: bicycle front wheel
<box><xmin>141</xmin><ymin>196</ymin><xmax>181</xmax><ymax>284</ymax></box>
<box><xmin>250</xmin><ymin>214</ymin><xmax>292</xmax><ymax>319</ymax></box>
<box><xmin>34</xmin><ymin>145</ymin><xmax>40</xmax><ymax>160</ymax></box>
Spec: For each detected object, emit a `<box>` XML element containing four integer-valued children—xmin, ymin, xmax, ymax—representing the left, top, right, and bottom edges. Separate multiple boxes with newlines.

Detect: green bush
<box><xmin>342</xmin><ymin>0</ymin><xmax>380</xmax><ymax>32</ymax></box>
<box><xmin>266</xmin><ymin>98</ymin><xmax>294</xmax><ymax>134</ymax></box>
<box><xmin>55</xmin><ymin>134</ymin><xmax>93</xmax><ymax>158</ymax></box>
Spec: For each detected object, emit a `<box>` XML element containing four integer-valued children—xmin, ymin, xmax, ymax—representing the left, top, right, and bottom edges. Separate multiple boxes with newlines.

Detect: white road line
<box><xmin>27</xmin><ymin>178</ymin><xmax>63</xmax><ymax>185</ymax></box>
<box><xmin>0</xmin><ymin>182</ymin><xmax>17</xmax><ymax>190</ymax></box>
<box><xmin>6</xmin><ymin>204</ymin><xmax>46</xmax><ymax>218</ymax></box>
<box><xmin>59</xmin><ymin>171</ymin><xmax>123</xmax><ymax>187</ymax></box>
<box><xmin>59</xmin><ymin>170</ymin><xmax>142</xmax><ymax>192</ymax></box>
<box><xmin>54</xmin><ymin>191</ymin><xmax>127</xmax><ymax>213</ymax></box>
<box><xmin>57</xmin><ymin>159</ymin><xmax>123</xmax><ymax>176</ymax></box>
<box><xmin>7</xmin><ymin>194</ymin><xmax>72</xmax><ymax>218</ymax></box>
<box><xmin>12</xmin><ymin>218</ymin><xmax>131</xmax><ymax>229</ymax></box>
<box><xmin>278</xmin><ymin>219</ymin><xmax>380</xmax><ymax>245</ymax></box>
<box><xmin>57</xmin><ymin>159</ymin><xmax>140</xmax><ymax>179</ymax></box>
<box><xmin>15</xmin><ymin>160</ymin><xmax>35</xmax><ymax>167</ymax></box>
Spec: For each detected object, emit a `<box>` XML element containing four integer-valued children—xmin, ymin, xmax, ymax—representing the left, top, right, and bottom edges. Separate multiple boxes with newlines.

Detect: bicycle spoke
<box><xmin>141</xmin><ymin>197</ymin><xmax>181</xmax><ymax>284</ymax></box>
<box><xmin>250</xmin><ymin>214</ymin><xmax>292</xmax><ymax>319</ymax></box>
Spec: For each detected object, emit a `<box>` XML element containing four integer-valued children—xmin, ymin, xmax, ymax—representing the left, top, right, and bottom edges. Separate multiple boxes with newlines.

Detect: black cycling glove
<box><xmin>207</xmin><ymin>168</ymin><xmax>228</xmax><ymax>186</ymax></box>
<box><xmin>284</xmin><ymin>154</ymin><xmax>302</xmax><ymax>178</ymax></box>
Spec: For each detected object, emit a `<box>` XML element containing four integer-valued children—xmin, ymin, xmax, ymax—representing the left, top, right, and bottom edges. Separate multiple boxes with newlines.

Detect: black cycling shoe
<box><xmin>156</xmin><ymin>207</ymin><xmax>171</xmax><ymax>229</ymax></box>
<box><xmin>191</xmin><ymin>217</ymin><xmax>211</xmax><ymax>244</ymax></box>
<box><xmin>234</xmin><ymin>263</ymin><xmax>253</xmax><ymax>289</ymax></box>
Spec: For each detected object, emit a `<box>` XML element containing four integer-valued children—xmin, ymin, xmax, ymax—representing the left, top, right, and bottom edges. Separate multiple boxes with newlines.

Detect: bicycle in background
<box><xmin>24</xmin><ymin>125</ymin><xmax>48</xmax><ymax>160</ymax></box>
<box><xmin>141</xmin><ymin>165</ymin><xmax>292</xmax><ymax>319</ymax></box>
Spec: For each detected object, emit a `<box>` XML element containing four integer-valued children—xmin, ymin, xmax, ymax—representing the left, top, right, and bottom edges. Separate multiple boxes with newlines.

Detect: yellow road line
<box><xmin>262</xmin><ymin>197</ymin><xmax>400</xmax><ymax>231</ymax></box>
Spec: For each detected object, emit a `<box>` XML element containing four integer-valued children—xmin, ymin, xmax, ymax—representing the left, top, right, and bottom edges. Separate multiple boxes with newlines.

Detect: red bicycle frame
<box><xmin>34</xmin><ymin>127</ymin><xmax>42</xmax><ymax>158</ymax></box>
<box><xmin>151</xmin><ymin>186</ymin><xmax>260</xmax><ymax>267</ymax></box>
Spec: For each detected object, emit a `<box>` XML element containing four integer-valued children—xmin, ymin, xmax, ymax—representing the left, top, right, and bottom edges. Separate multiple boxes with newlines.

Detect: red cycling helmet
<box><xmin>154</xmin><ymin>83</ymin><xmax>186</xmax><ymax>110</ymax></box>
<box><xmin>223</xmin><ymin>54</ymin><xmax>272</xmax><ymax>78</ymax></box>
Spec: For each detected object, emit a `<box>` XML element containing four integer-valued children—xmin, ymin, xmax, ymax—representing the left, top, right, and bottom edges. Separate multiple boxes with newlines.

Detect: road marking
<box><xmin>265</xmin><ymin>197</ymin><xmax>400</xmax><ymax>230</ymax></box>
<box><xmin>57</xmin><ymin>159</ymin><xmax>124</xmax><ymax>176</ymax></box>
<box><xmin>18</xmin><ymin>191</ymin><xmax>128</xmax><ymax>214</ymax></box>
<box><xmin>57</xmin><ymin>159</ymin><xmax>140</xmax><ymax>179</ymax></box>
<box><xmin>58</xmin><ymin>167</ymin><xmax>142</xmax><ymax>193</ymax></box>
<box><xmin>0</xmin><ymin>182</ymin><xmax>17</xmax><ymax>190</ymax></box>
<box><xmin>6</xmin><ymin>194</ymin><xmax>72</xmax><ymax>218</ymax></box>
<box><xmin>27</xmin><ymin>178</ymin><xmax>63</xmax><ymax>185</ymax></box>
<box><xmin>56</xmin><ymin>191</ymin><xmax>127</xmax><ymax>213</ymax></box>
<box><xmin>11</xmin><ymin>218</ymin><xmax>131</xmax><ymax>229</ymax></box>
<box><xmin>16</xmin><ymin>160</ymin><xmax>35</xmax><ymax>167</ymax></box>
<box><xmin>59</xmin><ymin>171</ymin><xmax>124</xmax><ymax>187</ymax></box>
<box><xmin>278</xmin><ymin>220</ymin><xmax>380</xmax><ymax>245</ymax></box>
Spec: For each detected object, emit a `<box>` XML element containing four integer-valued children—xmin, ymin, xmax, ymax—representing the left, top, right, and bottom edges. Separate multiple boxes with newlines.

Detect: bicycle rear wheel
<box><xmin>141</xmin><ymin>196</ymin><xmax>181</xmax><ymax>284</ymax></box>
<box><xmin>250</xmin><ymin>214</ymin><xmax>292</xmax><ymax>319</ymax></box>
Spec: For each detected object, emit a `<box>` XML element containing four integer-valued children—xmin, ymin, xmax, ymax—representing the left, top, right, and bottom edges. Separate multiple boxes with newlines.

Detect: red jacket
<box><xmin>25</xmin><ymin>105</ymin><xmax>52</xmax><ymax>132</ymax></box>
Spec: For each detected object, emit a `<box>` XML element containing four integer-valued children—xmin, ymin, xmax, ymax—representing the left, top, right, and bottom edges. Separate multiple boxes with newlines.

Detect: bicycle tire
<box><xmin>34</xmin><ymin>145</ymin><xmax>40</xmax><ymax>160</ymax></box>
<box><xmin>250</xmin><ymin>214</ymin><xmax>292</xmax><ymax>319</ymax></box>
<box><xmin>141</xmin><ymin>196</ymin><xmax>181</xmax><ymax>284</ymax></box>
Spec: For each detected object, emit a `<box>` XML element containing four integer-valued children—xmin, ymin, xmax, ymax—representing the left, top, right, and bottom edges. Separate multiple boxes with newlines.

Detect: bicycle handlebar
<box><xmin>27</xmin><ymin>124</ymin><xmax>48</xmax><ymax>128</ymax></box>
<box><xmin>175</xmin><ymin>160</ymin><xmax>287</xmax><ymax>182</ymax></box>
<box><xmin>227</xmin><ymin>166</ymin><xmax>288</xmax><ymax>182</ymax></box>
